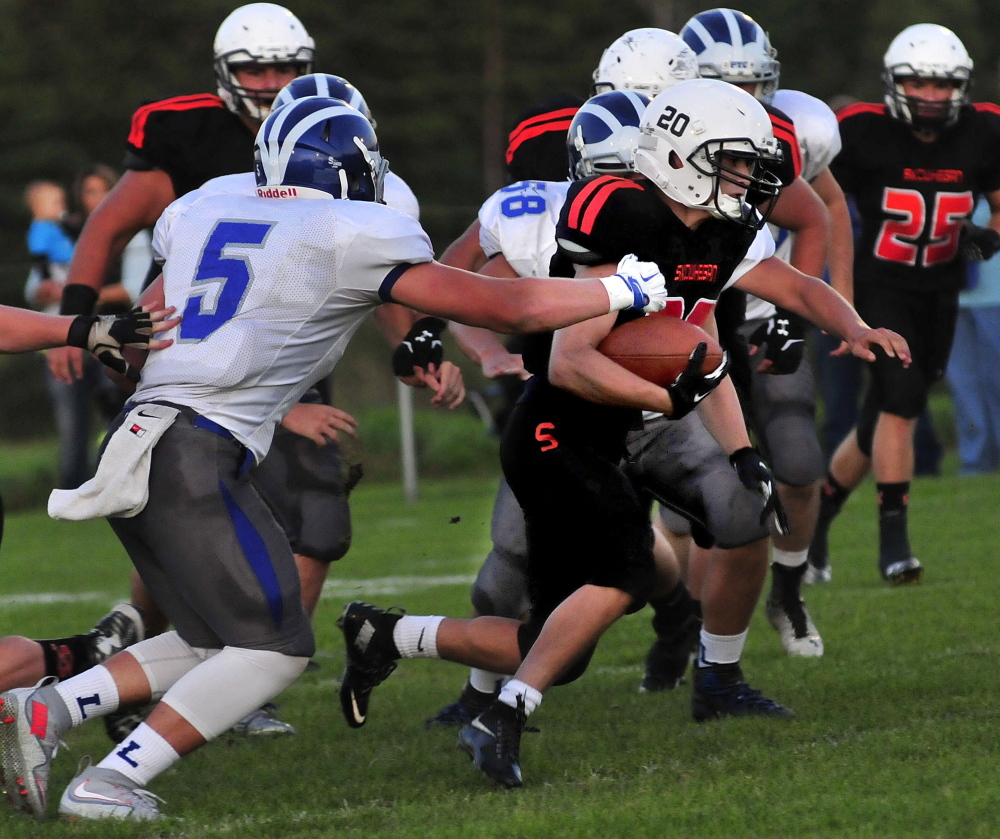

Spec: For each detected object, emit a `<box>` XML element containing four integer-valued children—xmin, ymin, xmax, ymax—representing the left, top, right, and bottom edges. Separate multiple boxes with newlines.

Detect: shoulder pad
<box><xmin>127</xmin><ymin>94</ymin><xmax>226</xmax><ymax>150</ymax></box>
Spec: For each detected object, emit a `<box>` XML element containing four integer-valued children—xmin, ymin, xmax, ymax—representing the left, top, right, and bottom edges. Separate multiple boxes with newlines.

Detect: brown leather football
<box><xmin>597</xmin><ymin>313</ymin><xmax>724</xmax><ymax>386</ymax></box>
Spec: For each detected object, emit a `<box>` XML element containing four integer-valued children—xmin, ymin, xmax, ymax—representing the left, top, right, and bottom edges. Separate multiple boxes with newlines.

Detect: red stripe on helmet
<box><xmin>505</xmin><ymin>117</ymin><xmax>576</xmax><ymax>165</ymax></box>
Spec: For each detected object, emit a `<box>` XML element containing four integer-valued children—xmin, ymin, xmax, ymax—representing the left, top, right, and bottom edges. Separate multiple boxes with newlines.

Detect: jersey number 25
<box><xmin>875</xmin><ymin>188</ymin><xmax>973</xmax><ymax>268</ymax></box>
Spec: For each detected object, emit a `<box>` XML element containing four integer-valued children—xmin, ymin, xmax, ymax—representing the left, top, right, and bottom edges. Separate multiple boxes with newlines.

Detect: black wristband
<box><xmin>66</xmin><ymin>315</ymin><xmax>97</xmax><ymax>349</ymax></box>
<box><xmin>59</xmin><ymin>284</ymin><xmax>99</xmax><ymax>317</ymax></box>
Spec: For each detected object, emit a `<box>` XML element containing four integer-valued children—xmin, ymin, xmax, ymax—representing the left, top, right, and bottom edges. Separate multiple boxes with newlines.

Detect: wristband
<box><xmin>599</xmin><ymin>275</ymin><xmax>634</xmax><ymax>313</ymax></box>
<box><xmin>59</xmin><ymin>284</ymin><xmax>99</xmax><ymax>317</ymax></box>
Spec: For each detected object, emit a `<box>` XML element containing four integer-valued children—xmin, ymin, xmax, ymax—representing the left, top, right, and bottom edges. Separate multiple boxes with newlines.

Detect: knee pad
<box><xmin>296</xmin><ymin>490</ymin><xmax>352</xmax><ymax>562</ymax></box>
<box><xmin>515</xmin><ymin>620</ymin><xmax>596</xmax><ymax>686</ymax></box>
<box><xmin>471</xmin><ymin>547</ymin><xmax>531</xmax><ymax>618</ymax></box>
<box><xmin>127</xmin><ymin>631</ymin><xmax>209</xmax><ymax>701</ymax></box>
<box><xmin>706</xmin><ymin>483</ymin><xmax>770</xmax><ymax>549</ymax></box>
<box><xmin>161</xmin><ymin>646</ymin><xmax>308</xmax><ymax>741</ymax></box>
<box><xmin>763</xmin><ymin>411</ymin><xmax>825</xmax><ymax>487</ymax></box>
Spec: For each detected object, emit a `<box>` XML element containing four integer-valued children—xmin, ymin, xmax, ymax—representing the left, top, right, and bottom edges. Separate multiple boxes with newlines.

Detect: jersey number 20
<box><xmin>180</xmin><ymin>221</ymin><xmax>274</xmax><ymax>341</ymax></box>
<box><xmin>875</xmin><ymin>188</ymin><xmax>973</xmax><ymax>267</ymax></box>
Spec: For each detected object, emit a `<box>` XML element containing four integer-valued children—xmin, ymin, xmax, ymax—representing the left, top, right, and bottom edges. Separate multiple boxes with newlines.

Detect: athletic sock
<box><xmin>498</xmin><ymin>679</ymin><xmax>542</xmax><ymax>716</ymax></box>
<box><xmin>696</xmin><ymin>629</ymin><xmax>749</xmax><ymax>668</ymax></box>
<box><xmin>810</xmin><ymin>474</ymin><xmax>852</xmax><ymax>569</ymax></box>
<box><xmin>392</xmin><ymin>615</ymin><xmax>444</xmax><ymax>659</ymax></box>
<box><xmin>649</xmin><ymin>580</ymin><xmax>697</xmax><ymax>638</ymax></box>
<box><xmin>36</xmin><ymin>635</ymin><xmax>93</xmax><ymax>680</ymax></box>
<box><xmin>55</xmin><ymin>664</ymin><xmax>120</xmax><ymax>726</ymax></box>
<box><xmin>769</xmin><ymin>558</ymin><xmax>807</xmax><ymax>607</ymax></box>
<box><xmin>877</xmin><ymin>481</ymin><xmax>912</xmax><ymax>567</ymax></box>
<box><xmin>97</xmin><ymin>721</ymin><xmax>180</xmax><ymax>787</ymax></box>
<box><xmin>468</xmin><ymin>668</ymin><xmax>505</xmax><ymax>696</ymax></box>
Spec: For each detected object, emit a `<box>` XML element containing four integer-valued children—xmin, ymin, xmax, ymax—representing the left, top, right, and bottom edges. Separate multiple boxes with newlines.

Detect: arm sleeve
<box><xmin>335</xmin><ymin>211</ymin><xmax>434</xmax><ymax>302</ymax></box>
<box><xmin>120</xmin><ymin>230</ymin><xmax>154</xmax><ymax>303</ymax></box>
<box><xmin>726</xmin><ymin>226</ymin><xmax>776</xmax><ymax>290</ymax></box>
<box><xmin>477</xmin><ymin>190</ymin><xmax>505</xmax><ymax>259</ymax></box>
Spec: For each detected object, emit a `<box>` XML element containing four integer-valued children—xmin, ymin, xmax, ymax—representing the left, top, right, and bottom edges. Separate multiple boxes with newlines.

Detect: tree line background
<box><xmin>0</xmin><ymin>0</ymin><xmax>998</xmax><ymax>435</ymax></box>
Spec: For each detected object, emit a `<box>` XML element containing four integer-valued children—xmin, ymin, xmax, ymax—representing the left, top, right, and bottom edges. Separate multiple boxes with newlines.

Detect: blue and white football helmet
<box><xmin>254</xmin><ymin>97</ymin><xmax>388</xmax><ymax>201</ymax></box>
<box><xmin>567</xmin><ymin>90</ymin><xmax>650</xmax><ymax>179</ymax></box>
<box><xmin>273</xmin><ymin>73</ymin><xmax>376</xmax><ymax>127</ymax></box>
<box><xmin>679</xmin><ymin>9</ymin><xmax>780</xmax><ymax>103</ymax></box>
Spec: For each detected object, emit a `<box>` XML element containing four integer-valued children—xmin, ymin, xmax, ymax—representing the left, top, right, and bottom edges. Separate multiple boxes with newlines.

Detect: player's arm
<box><xmin>0</xmin><ymin>307</ymin><xmax>88</xmax><ymax>353</ymax></box>
<box><xmin>387</xmin><ymin>257</ymin><xmax>663</xmax><ymax>334</ymax></box>
<box><xmin>810</xmin><ymin>167</ymin><xmax>855</xmax><ymax>304</ymax></box>
<box><xmin>766</xmin><ymin>176</ymin><xmax>829</xmax><ymax>280</ymax></box>
<box><xmin>985</xmin><ymin>187</ymin><xmax>1000</xmax><ymax>236</ymax></box>
<box><xmin>438</xmin><ymin>219</ymin><xmax>488</xmax><ymax>272</ymax></box>
<box><xmin>49</xmin><ymin>170</ymin><xmax>176</xmax><ymax>383</ymax></box>
<box><xmin>735</xmin><ymin>257</ymin><xmax>911</xmax><ymax>364</ymax></box>
<box><xmin>448</xmin><ymin>254</ymin><xmax>530</xmax><ymax>379</ymax></box>
<box><xmin>690</xmin><ymin>312</ymin><xmax>752</xmax><ymax>453</ymax></box>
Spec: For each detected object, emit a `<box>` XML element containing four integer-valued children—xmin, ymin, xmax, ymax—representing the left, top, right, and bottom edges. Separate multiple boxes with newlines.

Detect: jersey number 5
<box><xmin>874</xmin><ymin>188</ymin><xmax>973</xmax><ymax>267</ymax></box>
<box><xmin>180</xmin><ymin>220</ymin><xmax>274</xmax><ymax>341</ymax></box>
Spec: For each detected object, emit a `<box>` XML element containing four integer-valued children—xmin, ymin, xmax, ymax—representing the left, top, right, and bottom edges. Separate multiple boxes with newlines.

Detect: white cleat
<box><xmin>766</xmin><ymin>597</ymin><xmax>824</xmax><ymax>658</ymax></box>
<box><xmin>58</xmin><ymin>760</ymin><xmax>163</xmax><ymax>822</ymax></box>
<box><xmin>802</xmin><ymin>561</ymin><xmax>831</xmax><ymax>585</ymax></box>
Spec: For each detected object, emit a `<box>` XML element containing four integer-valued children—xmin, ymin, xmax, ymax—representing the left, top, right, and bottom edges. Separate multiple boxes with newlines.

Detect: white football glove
<box><xmin>601</xmin><ymin>254</ymin><xmax>667</xmax><ymax>314</ymax></box>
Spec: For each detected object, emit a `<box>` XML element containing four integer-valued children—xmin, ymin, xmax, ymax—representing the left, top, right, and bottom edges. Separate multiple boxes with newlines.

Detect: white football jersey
<box><xmin>140</xmin><ymin>187</ymin><xmax>433</xmax><ymax>461</ymax></box>
<box><xmin>191</xmin><ymin>170</ymin><xmax>420</xmax><ymax>221</ymax></box>
<box><xmin>749</xmin><ymin>89</ymin><xmax>842</xmax><ymax>322</ymax></box>
<box><xmin>478</xmin><ymin>180</ymin><xmax>571</xmax><ymax>277</ymax></box>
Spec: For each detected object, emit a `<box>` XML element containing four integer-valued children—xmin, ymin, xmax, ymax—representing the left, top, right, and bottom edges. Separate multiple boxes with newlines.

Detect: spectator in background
<box><xmin>23</xmin><ymin>166</ymin><xmax>153</xmax><ymax>488</ymax></box>
<box><xmin>946</xmin><ymin>197</ymin><xmax>1000</xmax><ymax>474</ymax></box>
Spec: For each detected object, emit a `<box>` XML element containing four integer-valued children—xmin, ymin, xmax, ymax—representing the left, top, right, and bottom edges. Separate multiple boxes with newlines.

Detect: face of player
<box><xmin>899</xmin><ymin>77</ymin><xmax>959</xmax><ymax>122</ymax></box>
<box><xmin>716</xmin><ymin>153</ymin><xmax>754</xmax><ymax>199</ymax></box>
<box><xmin>233</xmin><ymin>63</ymin><xmax>302</xmax><ymax>99</ymax></box>
<box><xmin>80</xmin><ymin>175</ymin><xmax>112</xmax><ymax>216</ymax></box>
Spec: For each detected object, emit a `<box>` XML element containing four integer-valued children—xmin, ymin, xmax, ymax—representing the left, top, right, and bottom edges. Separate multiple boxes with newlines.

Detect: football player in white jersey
<box><xmin>679</xmin><ymin>8</ymin><xmax>854</xmax><ymax>657</ymax></box>
<box><xmin>0</xmin><ymin>97</ymin><xmax>668</xmax><ymax>822</ymax></box>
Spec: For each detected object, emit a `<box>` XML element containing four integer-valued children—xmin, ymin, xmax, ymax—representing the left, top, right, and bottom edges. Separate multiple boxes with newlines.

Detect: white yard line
<box><xmin>0</xmin><ymin>592</ymin><xmax>108</xmax><ymax>608</ymax></box>
<box><xmin>321</xmin><ymin>573</ymin><xmax>476</xmax><ymax>598</ymax></box>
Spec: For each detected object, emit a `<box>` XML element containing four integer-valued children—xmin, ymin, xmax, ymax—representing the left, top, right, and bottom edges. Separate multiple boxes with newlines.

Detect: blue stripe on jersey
<box><xmin>219</xmin><ymin>481</ymin><xmax>284</xmax><ymax>629</ymax></box>
<box><xmin>379</xmin><ymin>262</ymin><xmax>417</xmax><ymax>302</ymax></box>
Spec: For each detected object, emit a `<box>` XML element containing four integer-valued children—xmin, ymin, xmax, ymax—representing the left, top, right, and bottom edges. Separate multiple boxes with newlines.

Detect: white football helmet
<box><xmin>592</xmin><ymin>29</ymin><xmax>699</xmax><ymax>98</ymax></box>
<box><xmin>883</xmin><ymin>24</ymin><xmax>972</xmax><ymax>130</ymax></box>
<box><xmin>679</xmin><ymin>9</ymin><xmax>780</xmax><ymax>103</ymax></box>
<box><xmin>214</xmin><ymin>3</ymin><xmax>315</xmax><ymax>121</ymax></box>
<box><xmin>634</xmin><ymin>79</ymin><xmax>781</xmax><ymax>227</ymax></box>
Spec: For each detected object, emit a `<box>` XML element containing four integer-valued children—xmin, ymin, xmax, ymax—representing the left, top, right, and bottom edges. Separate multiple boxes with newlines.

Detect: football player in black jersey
<box><xmin>810</xmin><ymin>24</ymin><xmax>1000</xmax><ymax>585</ymax></box>
<box><xmin>335</xmin><ymin>80</ymin><xmax>909</xmax><ymax>789</ymax></box>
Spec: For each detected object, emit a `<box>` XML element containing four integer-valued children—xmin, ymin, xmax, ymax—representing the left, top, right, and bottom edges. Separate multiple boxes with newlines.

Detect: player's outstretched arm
<box><xmin>736</xmin><ymin>256</ymin><xmax>911</xmax><ymax>366</ymax></box>
<box><xmin>389</xmin><ymin>255</ymin><xmax>666</xmax><ymax>334</ymax></box>
<box><xmin>766</xmin><ymin>176</ymin><xmax>830</xmax><ymax>281</ymax></box>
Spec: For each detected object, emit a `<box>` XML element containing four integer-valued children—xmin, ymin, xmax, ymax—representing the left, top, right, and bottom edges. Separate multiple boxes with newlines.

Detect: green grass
<box><xmin>0</xmin><ymin>471</ymin><xmax>998</xmax><ymax>837</ymax></box>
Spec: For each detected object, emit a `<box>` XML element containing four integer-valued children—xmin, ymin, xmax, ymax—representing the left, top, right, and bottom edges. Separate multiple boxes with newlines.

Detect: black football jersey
<box><xmin>764</xmin><ymin>103</ymin><xmax>802</xmax><ymax>188</ymax></box>
<box><xmin>124</xmin><ymin>93</ymin><xmax>256</xmax><ymax>199</ymax></box>
<box><xmin>832</xmin><ymin>102</ymin><xmax>1000</xmax><ymax>294</ymax></box>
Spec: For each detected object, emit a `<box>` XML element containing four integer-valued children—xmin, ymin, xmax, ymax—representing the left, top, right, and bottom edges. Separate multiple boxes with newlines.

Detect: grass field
<box><xmin>0</xmin><ymin>469</ymin><xmax>998</xmax><ymax>838</ymax></box>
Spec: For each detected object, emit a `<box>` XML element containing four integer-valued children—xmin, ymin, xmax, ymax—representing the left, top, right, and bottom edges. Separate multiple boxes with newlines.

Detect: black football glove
<box><xmin>729</xmin><ymin>446</ymin><xmax>790</xmax><ymax>536</ymax></box>
<box><xmin>392</xmin><ymin>317</ymin><xmax>447</xmax><ymax>376</ymax></box>
<box><xmin>665</xmin><ymin>342</ymin><xmax>730</xmax><ymax>420</ymax></box>
<box><xmin>747</xmin><ymin>311</ymin><xmax>805</xmax><ymax>375</ymax></box>
<box><xmin>66</xmin><ymin>306</ymin><xmax>153</xmax><ymax>384</ymax></box>
<box><xmin>959</xmin><ymin>221</ymin><xmax>1000</xmax><ymax>262</ymax></box>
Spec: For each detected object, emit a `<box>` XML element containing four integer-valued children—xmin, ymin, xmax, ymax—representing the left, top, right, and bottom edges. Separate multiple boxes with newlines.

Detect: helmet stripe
<box><xmin>128</xmin><ymin>95</ymin><xmax>224</xmax><ymax>148</ymax></box>
<box><xmin>505</xmin><ymin>116</ymin><xmax>576</xmax><ymax>164</ymax></box>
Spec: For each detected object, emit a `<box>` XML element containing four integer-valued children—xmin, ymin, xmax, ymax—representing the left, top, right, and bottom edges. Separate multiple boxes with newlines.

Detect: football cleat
<box><xmin>231</xmin><ymin>703</ymin><xmax>296</xmax><ymax>737</ymax></box>
<box><xmin>803</xmin><ymin>560</ymin><xmax>832</xmax><ymax>585</ymax></box>
<box><xmin>882</xmin><ymin>557</ymin><xmax>923</xmax><ymax>585</ymax></box>
<box><xmin>639</xmin><ymin>611</ymin><xmax>701</xmax><ymax>692</ymax></box>
<box><xmin>336</xmin><ymin>601</ymin><xmax>402</xmax><ymax>729</ymax></box>
<box><xmin>457</xmin><ymin>698</ymin><xmax>526</xmax><ymax>788</ymax></box>
<box><xmin>85</xmin><ymin>603</ymin><xmax>145</xmax><ymax>668</ymax></box>
<box><xmin>766</xmin><ymin>596</ymin><xmax>824</xmax><ymax>657</ymax></box>
<box><xmin>0</xmin><ymin>678</ymin><xmax>72</xmax><ymax>820</ymax></box>
<box><xmin>692</xmin><ymin>663</ymin><xmax>794</xmax><ymax>722</ymax></box>
<box><xmin>58</xmin><ymin>759</ymin><xmax>163</xmax><ymax>821</ymax></box>
<box><xmin>425</xmin><ymin>684</ymin><xmax>497</xmax><ymax>730</ymax></box>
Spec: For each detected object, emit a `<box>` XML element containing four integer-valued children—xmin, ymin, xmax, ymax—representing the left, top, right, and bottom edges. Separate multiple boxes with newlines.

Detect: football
<box><xmin>597</xmin><ymin>314</ymin><xmax>723</xmax><ymax>386</ymax></box>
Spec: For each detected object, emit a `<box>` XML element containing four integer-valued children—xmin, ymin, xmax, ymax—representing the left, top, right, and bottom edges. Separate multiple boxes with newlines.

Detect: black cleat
<box><xmin>336</xmin><ymin>601</ymin><xmax>402</xmax><ymax>729</ymax></box>
<box><xmin>881</xmin><ymin>557</ymin><xmax>923</xmax><ymax>585</ymax></box>
<box><xmin>425</xmin><ymin>683</ymin><xmax>496</xmax><ymax>730</ymax></box>
<box><xmin>457</xmin><ymin>698</ymin><xmax>526</xmax><ymax>788</ymax></box>
<box><xmin>85</xmin><ymin>604</ymin><xmax>145</xmax><ymax>668</ymax></box>
<box><xmin>692</xmin><ymin>663</ymin><xmax>794</xmax><ymax>722</ymax></box>
<box><xmin>640</xmin><ymin>587</ymin><xmax>701</xmax><ymax>692</ymax></box>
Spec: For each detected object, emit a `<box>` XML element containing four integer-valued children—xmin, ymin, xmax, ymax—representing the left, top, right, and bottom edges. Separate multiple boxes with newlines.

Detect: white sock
<box><xmin>498</xmin><ymin>679</ymin><xmax>542</xmax><ymax>715</ymax></box>
<box><xmin>97</xmin><ymin>722</ymin><xmax>180</xmax><ymax>787</ymax></box>
<box><xmin>469</xmin><ymin>668</ymin><xmax>506</xmax><ymax>695</ymax></box>
<box><xmin>697</xmin><ymin>629</ymin><xmax>749</xmax><ymax>667</ymax></box>
<box><xmin>772</xmin><ymin>547</ymin><xmax>809</xmax><ymax>568</ymax></box>
<box><xmin>55</xmin><ymin>665</ymin><xmax>119</xmax><ymax>726</ymax></box>
<box><xmin>393</xmin><ymin>615</ymin><xmax>444</xmax><ymax>659</ymax></box>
